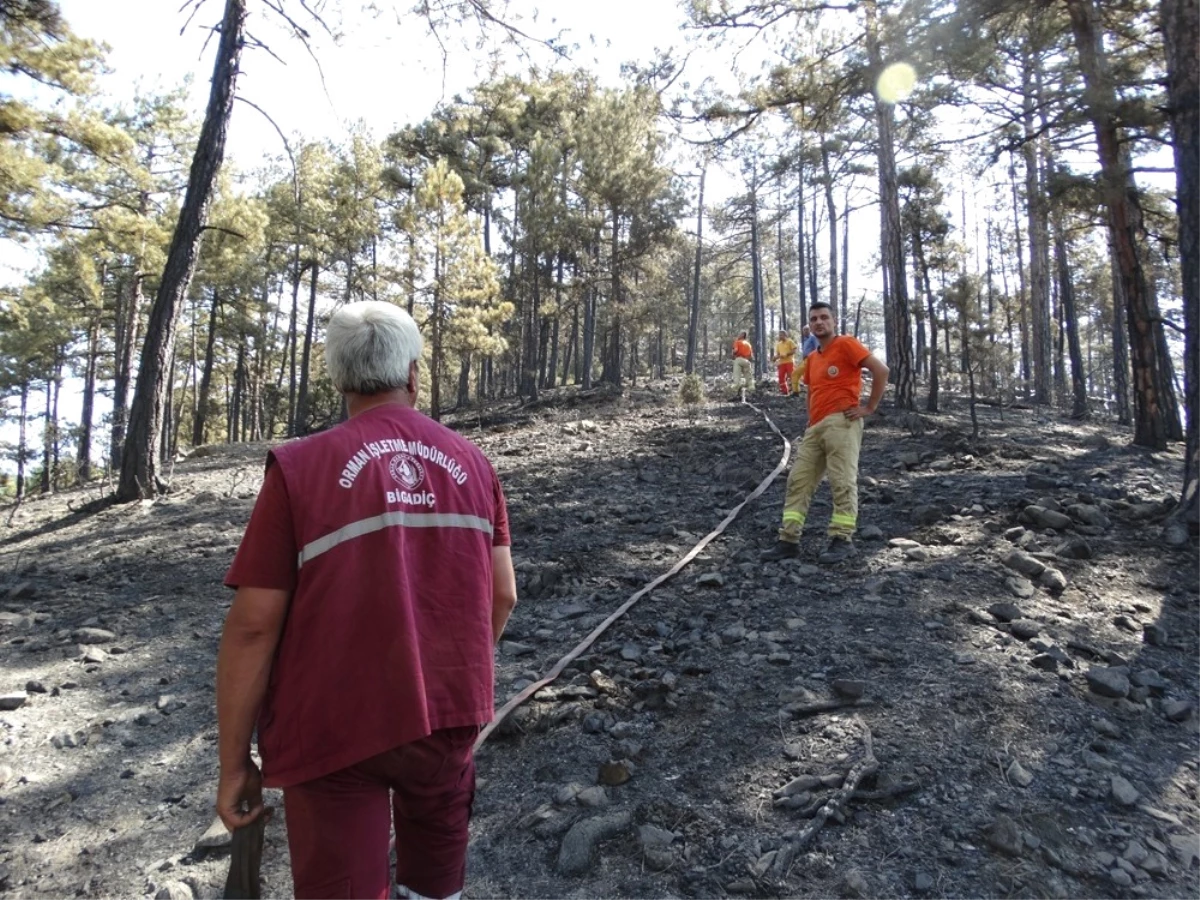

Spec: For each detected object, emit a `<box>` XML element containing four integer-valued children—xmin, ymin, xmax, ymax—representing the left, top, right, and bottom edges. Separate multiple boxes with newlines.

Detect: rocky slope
<box><xmin>0</xmin><ymin>382</ymin><xmax>1196</xmax><ymax>899</ymax></box>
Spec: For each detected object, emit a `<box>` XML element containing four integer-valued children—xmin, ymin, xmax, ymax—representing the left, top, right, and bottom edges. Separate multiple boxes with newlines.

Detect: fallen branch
<box><xmin>770</xmin><ymin>716</ymin><xmax>878</xmax><ymax>878</ymax></box>
<box><xmin>783</xmin><ymin>698</ymin><xmax>872</xmax><ymax>718</ymax></box>
<box><xmin>851</xmin><ymin>778</ymin><xmax>921</xmax><ymax>803</ymax></box>
<box><xmin>782</xmin><ymin>777</ymin><xmax>922</xmax><ymax>818</ymax></box>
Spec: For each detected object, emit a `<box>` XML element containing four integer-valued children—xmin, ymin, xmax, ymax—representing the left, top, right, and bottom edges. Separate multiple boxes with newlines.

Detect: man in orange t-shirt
<box><xmin>763</xmin><ymin>301</ymin><xmax>889</xmax><ymax>564</ymax></box>
<box><xmin>731</xmin><ymin>331</ymin><xmax>754</xmax><ymax>397</ymax></box>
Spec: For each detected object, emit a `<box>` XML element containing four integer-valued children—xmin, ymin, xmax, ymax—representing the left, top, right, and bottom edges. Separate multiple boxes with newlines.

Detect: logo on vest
<box><xmin>827</xmin><ymin>365</ymin><xmax>840</xmax><ymax>377</ymax></box>
<box><xmin>389</xmin><ymin>453</ymin><xmax>425</xmax><ymax>490</ymax></box>
<box><xmin>386</xmin><ymin>452</ymin><xmax>436</xmax><ymax>507</ymax></box>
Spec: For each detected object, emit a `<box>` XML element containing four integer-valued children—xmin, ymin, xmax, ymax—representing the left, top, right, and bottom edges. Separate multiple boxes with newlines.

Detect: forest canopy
<box><xmin>0</xmin><ymin>0</ymin><xmax>1194</xmax><ymax>529</ymax></box>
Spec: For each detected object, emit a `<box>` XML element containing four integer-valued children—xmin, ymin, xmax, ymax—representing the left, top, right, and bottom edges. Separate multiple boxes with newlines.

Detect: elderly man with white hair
<box><xmin>215</xmin><ymin>300</ymin><xmax>517</xmax><ymax>900</ymax></box>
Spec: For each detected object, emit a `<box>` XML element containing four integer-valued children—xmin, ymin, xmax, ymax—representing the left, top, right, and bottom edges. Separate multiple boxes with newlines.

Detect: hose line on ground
<box><xmin>476</xmin><ymin>397</ymin><xmax>793</xmax><ymax>751</ymax></box>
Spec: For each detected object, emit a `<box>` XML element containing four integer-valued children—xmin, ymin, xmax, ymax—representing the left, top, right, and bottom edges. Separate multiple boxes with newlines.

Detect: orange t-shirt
<box><xmin>733</xmin><ymin>339</ymin><xmax>753</xmax><ymax>359</ymax></box>
<box><xmin>804</xmin><ymin>335</ymin><xmax>871</xmax><ymax>426</ymax></box>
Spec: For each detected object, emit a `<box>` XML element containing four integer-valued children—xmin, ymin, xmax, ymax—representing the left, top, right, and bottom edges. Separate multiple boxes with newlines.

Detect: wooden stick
<box><xmin>223</xmin><ymin>811</ymin><xmax>268</xmax><ymax>900</ymax></box>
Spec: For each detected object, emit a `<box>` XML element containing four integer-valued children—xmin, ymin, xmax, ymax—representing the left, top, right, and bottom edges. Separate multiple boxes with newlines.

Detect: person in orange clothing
<box><xmin>762</xmin><ymin>301</ymin><xmax>889</xmax><ymax>565</ymax></box>
<box><xmin>731</xmin><ymin>331</ymin><xmax>754</xmax><ymax>397</ymax></box>
<box><xmin>772</xmin><ymin>330</ymin><xmax>798</xmax><ymax>395</ymax></box>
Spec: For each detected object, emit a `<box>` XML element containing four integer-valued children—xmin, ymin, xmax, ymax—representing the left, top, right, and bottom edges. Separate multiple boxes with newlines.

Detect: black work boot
<box><xmin>818</xmin><ymin>536</ymin><xmax>857</xmax><ymax>564</ymax></box>
<box><xmin>761</xmin><ymin>540</ymin><xmax>800</xmax><ymax>562</ymax></box>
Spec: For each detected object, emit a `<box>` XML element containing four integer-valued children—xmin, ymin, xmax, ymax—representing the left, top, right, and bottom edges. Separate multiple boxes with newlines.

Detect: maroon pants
<box><xmin>282</xmin><ymin>726</ymin><xmax>478</xmax><ymax>900</ymax></box>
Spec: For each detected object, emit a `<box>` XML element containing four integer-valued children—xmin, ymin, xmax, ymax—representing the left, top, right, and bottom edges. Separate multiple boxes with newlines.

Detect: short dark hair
<box><xmin>809</xmin><ymin>301</ymin><xmax>833</xmax><ymax>314</ymax></box>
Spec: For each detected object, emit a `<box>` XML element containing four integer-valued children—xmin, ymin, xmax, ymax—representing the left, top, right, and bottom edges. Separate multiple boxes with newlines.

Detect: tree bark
<box><xmin>820</xmin><ymin>142</ymin><xmax>838</xmax><ymax>314</ymax></box>
<box><xmin>1021</xmin><ymin>48</ymin><xmax>1053</xmax><ymax>405</ymax></box>
<box><xmin>687</xmin><ymin>164</ymin><xmax>705</xmax><ymax>374</ymax></box>
<box><xmin>1161</xmin><ymin>0</ymin><xmax>1199</xmax><ymax>531</ymax></box>
<box><xmin>117</xmin><ymin>0</ymin><xmax>245</xmax><ymax>500</ymax></box>
<box><xmin>1066</xmin><ymin>0</ymin><xmax>1181</xmax><ymax>449</ymax></box>
<box><xmin>16</xmin><ymin>383</ymin><xmax>28</xmax><ymax>499</ymax></box>
<box><xmin>777</xmin><ymin>189</ymin><xmax>788</xmax><ymax>334</ymax></box>
<box><xmin>283</xmin><ymin>244</ymin><xmax>302</xmax><ymax>435</ymax></box>
<box><xmin>912</xmin><ymin>223</ymin><xmax>939</xmax><ymax>413</ymax></box>
<box><xmin>40</xmin><ymin>376</ymin><xmax>52</xmax><ymax>494</ymax></box>
<box><xmin>193</xmin><ymin>289</ymin><xmax>222</xmax><ymax>446</ymax></box>
<box><xmin>601</xmin><ymin>205</ymin><xmax>623</xmax><ymax>386</ymax></box>
<box><xmin>110</xmin><ymin>272</ymin><xmax>142</xmax><ymax>469</ymax></box>
<box><xmin>750</xmin><ymin>176</ymin><xmax>766</xmax><ymax>379</ymax></box>
<box><xmin>841</xmin><ymin>190</ymin><xmax>850</xmax><ymax>328</ymax></box>
<box><xmin>1007</xmin><ymin>154</ymin><xmax>1032</xmax><ymax>391</ymax></box>
<box><xmin>796</xmin><ymin>154</ymin><xmax>808</xmax><ymax>315</ymax></box>
<box><xmin>431</xmin><ymin>208</ymin><xmax>444</xmax><ymax>420</ymax></box>
<box><xmin>1052</xmin><ymin>203</ymin><xmax>1088</xmax><ymax>418</ymax></box>
<box><xmin>582</xmin><ymin>231</ymin><xmax>597</xmax><ymax>390</ymax></box>
<box><xmin>294</xmin><ymin>261</ymin><xmax>318</xmax><ymax>435</ymax></box>
<box><xmin>79</xmin><ymin>282</ymin><xmax>100</xmax><ymax>482</ymax></box>
<box><xmin>865</xmin><ymin>0</ymin><xmax>914</xmax><ymax>409</ymax></box>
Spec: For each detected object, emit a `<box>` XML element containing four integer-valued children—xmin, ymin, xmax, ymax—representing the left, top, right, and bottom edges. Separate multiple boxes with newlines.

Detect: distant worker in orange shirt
<box><xmin>763</xmin><ymin>302</ymin><xmax>889</xmax><ymax>565</ymax></box>
<box><xmin>772</xmin><ymin>330</ymin><xmax>798</xmax><ymax>396</ymax></box>
<box><xmin>732</xmin><ymin>331</ymin><xmax>754</xmax><ymax>399</ymax></box>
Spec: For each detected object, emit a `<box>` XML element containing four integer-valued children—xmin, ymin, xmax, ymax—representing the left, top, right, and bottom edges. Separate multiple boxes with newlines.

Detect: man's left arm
<box><xmin>846</xmin><ymin>353</ymin><xmax>890</xmax><ymax>420</ymax></box>
<box><xmin>215</xmin><ymin>587</ymin><xmax>290</xmax><ymax>831</ymax></box>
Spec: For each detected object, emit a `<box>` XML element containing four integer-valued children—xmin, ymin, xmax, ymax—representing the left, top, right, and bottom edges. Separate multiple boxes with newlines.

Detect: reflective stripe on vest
<box><xmin>297</xmin><ymin>511</ymin><xmax>495</xmax><ymax>567</ymax></box>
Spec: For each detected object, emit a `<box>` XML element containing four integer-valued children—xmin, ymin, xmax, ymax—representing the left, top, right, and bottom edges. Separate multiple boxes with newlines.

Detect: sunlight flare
<box><xmin>876</xmin><ymin>62</ymin><xmax>918</xmax><ymax>103</ymax></box>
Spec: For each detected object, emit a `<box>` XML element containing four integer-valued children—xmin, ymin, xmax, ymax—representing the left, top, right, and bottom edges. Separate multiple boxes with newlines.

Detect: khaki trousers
<box><xmin>732</xmin><ymin>357</ymin><xmax>754</xmax><ymax>391</ymax></box>
<box><xmin>778</xmin><ymin>413</ymin><xmax>863</xmax><ymax>542</ymax></box>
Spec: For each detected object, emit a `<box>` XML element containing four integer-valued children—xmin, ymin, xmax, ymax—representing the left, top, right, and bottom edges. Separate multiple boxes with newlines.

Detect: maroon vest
<box><xmin>259</xmin><ymin>404</ymin><xmax>499</xmax><ymax>787</ymax></box>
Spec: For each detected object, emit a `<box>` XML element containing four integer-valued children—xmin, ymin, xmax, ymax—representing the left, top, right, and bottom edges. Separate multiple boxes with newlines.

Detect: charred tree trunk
<box><xmin>16</xmin><ymin>383</ymin><xmax>28</xmax><ymax>500</ymax></box>
<box><xmin>1022</xmin><ymin>48</ymin><xmax>1053</xmax><ymax>405</ymax></box>
<box><xmin>866</xmin><ymin>0</ymin><xmax>914</xmax><ymax>409</ymax></box>
<box><xmin>601</xmin><ymin>206</ymin><xmax>623</xmax><ymax>387</ymax></box>
<box><xmin>1052</xmin><ymin>205</ymin><xmax>1088</xmax><ymax>418</ymax></box>
<box><xmin>686</xmin><ymin>164</ymin><xmax>705</xmax><ymax>374</ymax></box>
<box><xmin>79</xmin><ymin>278</ymin><xmax>101</xmax><ymax>482</ymax></box>
<box><xmin>797</xmin><ymin>156</ymin><xmax>808</xmax><ymax>313</ymax></box>
<box><xmin>809</xmin><ymin>202</ymin><xmax>819</xmax><ymax>318</ymax></box>
<box><xmin>777</xmin><ymin>190</ymin><xmax>788</xmax><ymax>334</ymax></box>
<box><xmin>111</xmin><ymin>273</ymin><xmax>143</xmax><ymax>469</ymax></box>
<box><xmin>750</xmin><ymin>178</ymin><xmax>767</xmax><ymax>380</ymax></box>
<box><xmin>1161</xmin><ymin>0</ymin><xmax>1199</xmax><ymax>531</ymax></box>
<box><xmin>1066</xmin><ymin>0</ymin><xmax>1181</xmax><ymax>449</ymax></box>
<box><xmin>192</xmin><ymin>289</ymin><xmax>222</xmax><ymax>446</ymax></box>
<box><xmin>117</xmin><ymin>0</ymin><xmax>245</xmax><ymax>501</ymax></box>
<box><xmin>913</xmin><ymin>224</ymin><xmax>939</xmax><ymax>413</ymax></box>
<box><xmin>294</xmin><ymin>261</ymin><xmax>319</xmax><ymax>435</ymax></box>
<box><xmin>582</xmin><ymin>232</ymin><xmax>598</xmax><ymax>390</ymax></box>
<box><xmin>841</xmin><ymin>192</ymin><xmax>851</xmax><ymax>328</ymax></box>
<box><xmin>1008</xmin><ymin>155</ymin><xmax>1032</xmax><ymax>391</ymax></box>
<box><xmin>283</xmin><ymin>245</ymin><xmax>302</xmax><ymax>435</ymax></box>
<box><xmin>40</xmin><ymin>377</ymin><xmax>52</xmax><ymax>494</ymax></box>
<box><xmin>563</xmin><ymin>295</ymin><xmax>577</xmax><ymax>386</ymax></box>
<box><xmin>820</xmin><ymin>142</ymin><xmax>839</xmax><ymax>315</ymax></box>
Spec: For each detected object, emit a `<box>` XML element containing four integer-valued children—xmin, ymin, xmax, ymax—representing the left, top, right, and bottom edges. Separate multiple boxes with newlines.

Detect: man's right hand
<box><xmin>216</xmin><ymin>759</ymin><xmax>266</xmax><ymax>832</ymax></box>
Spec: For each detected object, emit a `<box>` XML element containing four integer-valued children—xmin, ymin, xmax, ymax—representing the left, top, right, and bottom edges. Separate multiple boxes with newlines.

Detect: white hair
<box><xmin>324</xmin><ymin>301</ymin><xmax>423</xmax><ymax>395</ymax></box>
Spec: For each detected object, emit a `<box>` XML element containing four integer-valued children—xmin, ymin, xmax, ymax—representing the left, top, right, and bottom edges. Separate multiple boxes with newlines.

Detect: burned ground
<box><xmin>0</xmin><ymin>382</ymin><xmax>1196</xmax><ymax>899</ymax></box>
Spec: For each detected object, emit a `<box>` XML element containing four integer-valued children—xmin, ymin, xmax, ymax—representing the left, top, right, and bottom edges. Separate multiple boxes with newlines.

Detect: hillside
<box><xmin>0</xmin><ymin>384</ymin><xmax>1196</xmax><ymax>899</ymax></box>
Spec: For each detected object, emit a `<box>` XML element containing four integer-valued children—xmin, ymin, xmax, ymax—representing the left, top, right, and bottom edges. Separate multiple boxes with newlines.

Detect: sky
<box><xmin>57</xmin><ymin>0</ymin><xmax>696</xmax><ymax>171</ymax></box>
